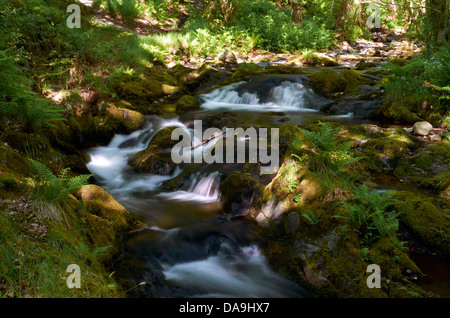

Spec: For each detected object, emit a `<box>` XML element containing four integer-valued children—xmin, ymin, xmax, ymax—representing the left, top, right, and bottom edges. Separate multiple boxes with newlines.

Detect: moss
<box><xmin>175</xmin><ymin>95</ymin><xmax>201</xmax><ymax>114</ymax></box>
<box><xmin>308</xmin><ymin>69</ymin><xmax>363</xmax><ymax>98</ymax></box>
<box><xmin>378</xmin><ymin>99</ymin><xmax>423</xmax><ymax>124</ymax></box>
<box><xmin>105</xmin><ymin>104</ymin><xmax>145</xmax><ymax>133</ymax></box>
<box><xmin>389</xmin><ymin>58</ymin><xmax>410</xmax><ymax>67</ymax></box>
<box><xmin>128</xmin><ymin>126</ymin><xmax>179</xmax><ymax>174</ymax></box>
<box><xmin>362</xmin><ymin>137</ymin><xmax>408</xmax><ymax>168</ymax></box>
<box><xmin>170</xmin><ymin>63</ymin><xmax>220</xmax><ymax>93</ymax></box>
<box><xmin>79</xmin><ymin>113</ymin><xmax>116</xmax><ymax>147</ymax></box>
<box><xmin>77</xmin><ymin>185</ymin><xmax>137</xmax><ymax>264</ymax></box>
<box><xmin>355</xmin><ymin>61</ymin><xmax>377</xmax><ymax>70</ymax></box>
<box><xmin>0</xmin><ymin>144</ymin><xmax>31</xmax><ymax>178</ymax></box>
<box><xmin>393</xmin><ymin>191</ymin><xmax>450</xmax><ymax>256</ymax></box>
<box><xmin>393</xmin><ymin>142</ymin><xmax>449</xmax><ymax>192</ymax></box>
<box><xmin>111</xmin><ymin>73</ymin><xmax>180</xmax><ymax>114</ymax></box>
<box><xmin>219</xmin><ymin>171</ymin><xmax>257</xmax><ymax>214</ymax></box>
<box><xmin>220</xmin><ymin>63</ymin><xmax>264</xmax><ymax>86</ymax></box>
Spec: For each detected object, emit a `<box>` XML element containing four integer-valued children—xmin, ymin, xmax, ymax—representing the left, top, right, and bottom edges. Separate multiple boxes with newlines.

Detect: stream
<box><xmin>86</xmin><ymin>75</ymin><xmax>373</xmax><ymax>298</ymax></box>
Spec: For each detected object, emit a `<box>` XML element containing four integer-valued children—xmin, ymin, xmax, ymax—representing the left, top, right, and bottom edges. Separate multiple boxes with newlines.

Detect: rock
<box><xmin>77</xmin><ymin>185</ymin><xmax>136</xmax><ymax>263</ymax></box>
<box><xmin>355</xmin><ymin>61</ymin><xmax>376</xmax><ymax>70</ymax></box>
<box><xmin>287</xmin><ymin>212</ymin><xmax>300</xmax><ymax>236</ymax></box>
<box><xmin>429</xmin><ymin>135</ymin><xmax>442</xmax><ymax>142</ymax></box>
<box><xmin>413</xmin><ymin>121</ymin><xmax>433</xmax><ymax>136</ymax></box>
<box><xmin>175</xmin><ymin>95</ymin><xmax>201</xmax><ymax>114</ymax></box>
<box><xmin>128</xmin><ymin>127</ymin><xmax>180</xmax><ymax>175</ymax></box>
<box><xmin>106</xmin><ymin>105</ymin><xmax>145</xmax><ymax>133</ymax></box>
<box><xmin>218</xmin><ymin>50</ymin><xmax>237</xmax><ymax>65</ymax></box>
<box><xmin>308</xmin><ymin>69</ymin><xmax>363</xmax><ymax>98</ymax></box>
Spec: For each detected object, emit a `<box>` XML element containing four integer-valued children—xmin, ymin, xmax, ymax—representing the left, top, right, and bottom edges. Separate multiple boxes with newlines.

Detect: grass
<box><xmin>0</xmin><ymin>208</ymin><xmax>121</xmax><ymax>298</ymax></box>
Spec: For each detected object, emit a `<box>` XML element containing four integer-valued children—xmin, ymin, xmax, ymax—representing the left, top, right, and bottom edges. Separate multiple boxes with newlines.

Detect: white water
<box><xmin>163</xmin><ymin>245</ymin><xmax>305</xmax><ymax>298</ymax></box>
<box><xmin>200</xmin><ymin>81</ymin><xmax>322</xmax><ymax>112</ymax></box>
<box><xmin>158</xmin><ymin>171</ymin><xmax>220</xmax><ymax>203</ymax></box>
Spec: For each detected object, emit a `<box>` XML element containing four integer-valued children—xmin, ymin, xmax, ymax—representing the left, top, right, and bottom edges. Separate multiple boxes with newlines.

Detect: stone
<box><xmin>287</xmin><ymin>212</ymin><xmax>300</xmax><ymax>236</ymax></box>
<box><xmin>217</xmin><ymin>50</ymin><xmax>238</xmax><ymax>65</ymax></box>
<box><xmin>413</xmin><ymin>121</ymin><xmax>433</xmax><ymax>136</ymax></box>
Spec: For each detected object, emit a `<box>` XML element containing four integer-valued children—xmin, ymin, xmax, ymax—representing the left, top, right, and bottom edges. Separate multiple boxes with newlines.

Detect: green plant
<box><xmin>335</xmin><ymin>185</ymin><xmax>401</xmax><ymax>245</ymax></box>
<box><xmin>301</xmin><ymin>210</ymin><xmax>323</xmax><ymax>226</ymax></box>
<box><xmin>282</xmin><ymin>175</ymin><xmax>298</xmax><ymax>194</ymax></box>
<box><xmin>28</xmin><ymin>159</ymin><xmax>92</xmax><ymax>222</ymax></box>
<box><xmin>360</xmin><ymin>247</ymin><xmax>372</xmax><ymax>262</ymax></box>
<box><xmin>0</xmin><ymin>47</ymin><xmax>65</xmax><ymax>130</ymax></box>
<box><xmin>293</xmin><ymin>122</ymin><xmax>362</xmax><ymax>201</ymax></box>
<box><xmin>293</xmin><ymin>193</ymin><xmax>302</xmax><ymax>203</ymax></box>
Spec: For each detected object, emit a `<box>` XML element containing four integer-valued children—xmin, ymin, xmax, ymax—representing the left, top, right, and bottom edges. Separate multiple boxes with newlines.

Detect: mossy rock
<box><xmin>106</xmin><ymin>104</ymin><xmax>145</xmax><ymax>133</ymax></box>
<box><xmin>175</xmin><ymin>95</ymin><xmax>201</xmax><ymax>114</ymax></box>
<box><xmin>378</xmin><ymin>98</ymin><xmax>424</xmax><ymax>124</ymax></box>
<box><xmin>389</xmin><ymin>58</ymin><xmax>410</xmax><ymax>67</ymax></box>
<box><xmin>170</xmin><ymin>63</ymin><xmax>220</xmax><ymax>93</ymax></box>
<box><xmin>77</xmin><ymin>185</ymin><xmax>138</xmax><ymax>264</ymax></box>
<box><xmin>355</xmin><ymin>61</ymin><xmax>377</xmax><ymax>70</ymax></box>
<box><xmin>393</xmin><ymin>191</ymin><xmax>450</xmax><ymax>256</ymax></box>
<box><xmin>308</xmin><ymin>69</ymin><xmax>363</xmax><ymax>98</ymax></box>
<box><xmin>219</xmin><ymin>171</ymin><xmax>258</xmax><ymax>215</ymax></box>
<box><xmin>394</xmin><ymin>142</ymin><xmax>450</xmax><ymax>192</ymax></box>
<box><xmin>220</xmin><ymin>63</ymin><xmax>264</xmax><ymax>86</ymax></box>
<box><xmin>128</xmin><ymin>126</ymin><xmax>180</xmax><ymax>175</ymax></box>
<box><xmin>112</xmin><ymin>73</ymin><xmax>179</xmax><ymax>114</ymax></box>
<box><xmin>361</xmin><ymin>129</ymin><xmax>419</xmax><ymax>168</ymax></box>
<box><xmin>78</xmin><ymin>113</ymin><xmax>117</xmax><ymax>147</ymax></box>
<box><xmin>0</xmin><ymin>144</ymin><xmax>31</xmax><ymax>178</ymax></box>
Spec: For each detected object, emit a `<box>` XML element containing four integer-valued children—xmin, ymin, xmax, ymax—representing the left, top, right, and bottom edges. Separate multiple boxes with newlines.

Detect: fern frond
<box><xmin>28</xmin><ymin>158</ymin><xmax>57</xmax><ymax>183</ymax></box>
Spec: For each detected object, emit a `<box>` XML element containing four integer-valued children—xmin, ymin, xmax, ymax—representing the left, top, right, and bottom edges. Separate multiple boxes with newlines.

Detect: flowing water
<box><xmin>86</xmin><ymin>75</ymin><xmax>380</xmax><ymax>298</ymax></box>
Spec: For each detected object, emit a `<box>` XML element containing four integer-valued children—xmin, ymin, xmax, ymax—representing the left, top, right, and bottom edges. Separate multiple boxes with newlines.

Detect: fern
<box><xmin>293</xmin><ymin>122</ymin><xmax>363</xmax><ymax>202</ymax></box>
<box><xmin>302</xmin><ymin>210</ymin><xmax>322</xmax><ymax>226</ymax></box>
<box><xmin>336</xmin><ymin>185</ymin><xmax>401</xmax><ymax>245</ymax></box>
<box><xmin>28</xmin><ymin>159</ymin><xmax>92</xmax><ymax>221</ymax></box>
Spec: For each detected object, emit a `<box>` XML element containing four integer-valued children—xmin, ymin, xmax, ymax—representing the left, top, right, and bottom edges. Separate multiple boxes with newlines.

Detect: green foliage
<box><xmin>336</xmin><ymin>185</ymin><xmax>401</xmax><ymax>245</ymax></box>
<box><xmin>0</xmin><ymin>47</ymin><xmax>65</xmax><ymax>130</ymax></box>
<box><xmin>28</xmin><ymin>159</ymin><xmax>92</xmax><ymax>221</ymax></box>
<box><xmin>381</xmin><ymin>44</ymin><xmax>450</xmax><ymax>115</ymax></box>
<box><xmin>297</xmin><ymin>122</ymin><xmax>362</xmax><ymax>174</ymax></box>
<box><xmin>0</xmin><ymin>209</ymin><xmax>119</xmax><ymax>298</ymax></box>
<box><xmin>293</xmin><ymin>122</ymin><xmax>363</xmax><ymax>202</ymax></box>
<box><xmin>301</xmin><ymin>210</ymin><xmax>323</xmax><ymax>226</ymax></box>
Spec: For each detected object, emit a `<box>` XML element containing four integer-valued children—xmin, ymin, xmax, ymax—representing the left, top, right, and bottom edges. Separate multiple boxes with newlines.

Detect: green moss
<box><xmin>128</xmin><ymin>126</ymin><xmax>179</xmax><ymax>174</ymax></box>
<box><xmin>220</xmin><ymin>63</ymin><xmax>264</xmax><ymax>86</ymax></box>
<box><xmin>77</xmin><ymin>185</ymin><xmax>137</xmax><ymax>264</ymax></box>
<box><xmin>393</xmin><ymin>191</ymin><xmax>450</xmax><ymax>256</ymax></box>
<box><xmin>105</xmin><ymin>104</ymin><xmax>145</xmax><ymax>133</ymax></box>
<box><xmin>355</xmin><ymin>61</ymin><xmax>377</xmax><ymax>70</ymax></box>
<box><xmin>219</xmin><ymin>171</ymin><xmax>257</xmax><ymax>214</ymax></box>
<box><xmin>362</xmin><ymin>137</ymin><xmax>408</xmax><ymax>168</ymax></box>
<box><xmin>175</xmin><ymin>95</ymin><xmax>201</xmax><ymax>114</ymax></box>
<box><xmin>111</xmin><ymin>73</ymin><xmax>180</xmax><ymax>114</ymax></box>
<box><xmin>389</xmin><ymin>58</ymin><xmax>410</xmax><ymax>67</ymax></box>
<box><xmin>308</xmin><ymin>69</ymin><xmax>363</xmax><ymax>98</ymax></box>
<box><xmin>378</xmin><ymin>99</ymin><xmax>423</xmax><ymax>124</ymax></box>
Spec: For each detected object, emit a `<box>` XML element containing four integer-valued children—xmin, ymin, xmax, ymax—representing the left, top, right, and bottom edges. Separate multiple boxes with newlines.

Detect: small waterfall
<box><xmin>200</xmin><ymin>77</ymin><xmax>328</xmax><ymax>112</ymax></box>
<box><xmin>159</xmin><ymin>171</ymin><xmax>220</xmax><ymax>203</ymax></box>
<box><xmin>187</xmin><ymin>171</ymin><xmax>220</xmax><ymax>199</ymax></box>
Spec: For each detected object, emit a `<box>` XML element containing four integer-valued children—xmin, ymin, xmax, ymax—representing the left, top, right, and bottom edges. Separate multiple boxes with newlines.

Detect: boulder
<box><xmin>218</xmin><ymin>50</ymin><xmax>238</xmax><ymax>65</ymax></box>
<box><xmin>413</xmin><ymin>121</ymin><xmax>433</xmax><ymax>136</ymax></box>
<box><xmin>175</xmin><ymin>95</ymin><xmax>201</xmax><ymax>114</ymax></box>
